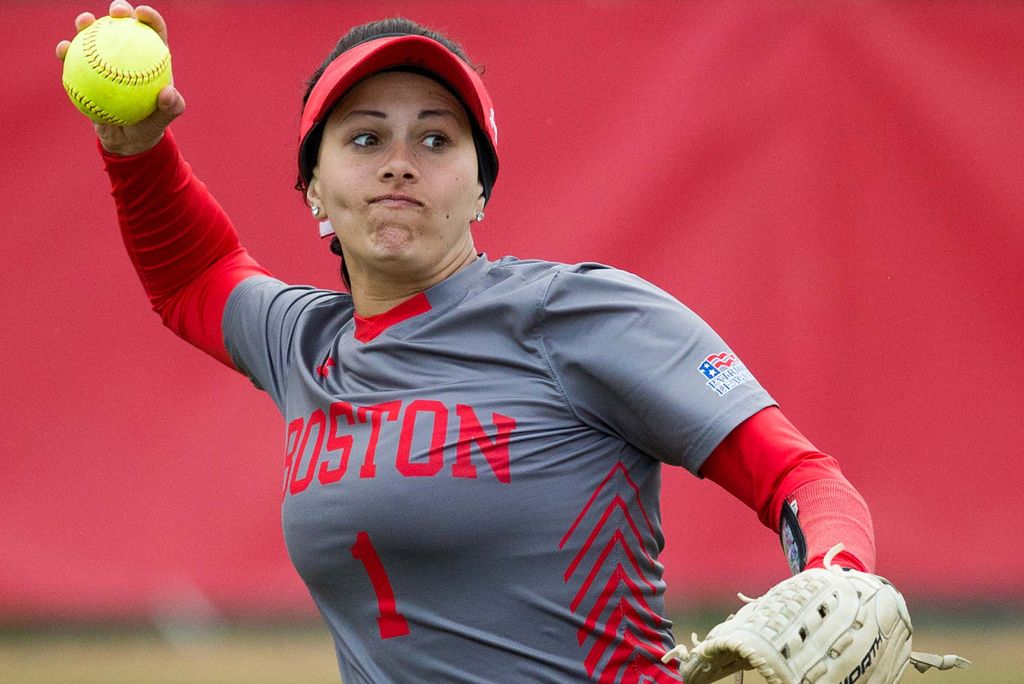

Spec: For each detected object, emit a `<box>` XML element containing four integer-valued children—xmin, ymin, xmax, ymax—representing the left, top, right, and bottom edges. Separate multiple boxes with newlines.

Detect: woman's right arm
<box><xmin>58</xmin><ymin>2</ymin><xmax>270</xmax><ymax>369</ymax></box>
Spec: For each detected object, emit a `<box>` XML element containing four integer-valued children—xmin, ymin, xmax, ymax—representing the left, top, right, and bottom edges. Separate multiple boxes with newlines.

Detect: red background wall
<box><xmin>3</xmin><ymin>1</ymin><xmax>1022</xmax><ymax>622</ymax></box>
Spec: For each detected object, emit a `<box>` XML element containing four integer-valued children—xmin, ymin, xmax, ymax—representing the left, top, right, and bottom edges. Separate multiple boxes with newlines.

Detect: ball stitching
<box><xmin>81</xmin><ymin>18</ymin><xmax>170</xmax><ymax>86</ymax></box>
<box><xmin>61</xmin><ymin>79</ymin><xmax>131</xmax><ymax>126</ymax></box>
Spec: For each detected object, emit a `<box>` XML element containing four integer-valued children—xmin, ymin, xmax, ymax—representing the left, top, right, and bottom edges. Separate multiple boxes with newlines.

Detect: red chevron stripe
<box><xmin>560</xmin><ymin>462</ymin><xmax>656</xmax><ymax>549</ymax></box>
<box><xmin>562</xmin><ymin>461</ymin><xmax>676</xmax><ymax>683</ymax></box>
<box><xmin>600</xmin><ymin>634</ymin><xmax>680</xmax><ymax>684</ymax></box>
<box><xmin>571</xmin><ymin>529</ymin><xmax>656</xmax><ymax>613</ymax></box>
<box><xmin>564</xmin><ymin>496</ymin><xmax>653</xmax><ymax>582</ymax></box>
<box><xmin>625</xmin><ymin>655</ymin><xmax>682</xmax><ymax>684</ymax></box>
<box><xmin>585</xmin><ymin>596</ymin><xmax>667</xmax><ymax>677</ymax></box>
<box><xmin>580</xmin><ymin>566</ymin><xmax>655</xmax><ymax>646</ymax></box>
<box><xmin>608</xmin><ymin>635</ymin><xmax>682</xmax><ymax>684</ymax></box>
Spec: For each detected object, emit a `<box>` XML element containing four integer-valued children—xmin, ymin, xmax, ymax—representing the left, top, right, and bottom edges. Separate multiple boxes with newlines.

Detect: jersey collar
<box><xmin>352</xmin><ymin>255</ymin><xmax>491</xmax><ymax>343</ymax></box>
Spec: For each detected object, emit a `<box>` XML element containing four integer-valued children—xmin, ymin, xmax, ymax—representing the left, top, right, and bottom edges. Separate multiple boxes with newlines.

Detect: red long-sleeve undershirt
<box><xmin>102</xmin><ymin>130</ymin><xmax>876</xmax><ymax>573</ymax></box>
<box><xmin>102</xmin><ymin>130</ymin><xmax>269</xmax><ymax>368</ymax></box>
<box><xmin>700</xmin><ymin>407</ymin><xmax>875</xmax><ymax>571</ymax></box>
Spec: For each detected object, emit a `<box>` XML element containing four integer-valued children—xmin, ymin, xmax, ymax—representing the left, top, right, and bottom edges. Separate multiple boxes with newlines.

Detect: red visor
<box><xmin>298</xmin><ymin>34</ymin><xmax>498</xmax><ymax>196</ymax></box>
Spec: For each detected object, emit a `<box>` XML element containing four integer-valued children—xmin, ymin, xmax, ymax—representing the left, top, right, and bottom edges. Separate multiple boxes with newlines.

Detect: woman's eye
<box><xmin>423</xmin><ymin>134</ymin><xmax>449</xmax><ymax>149</ymax></box>
<box><xmin>352</xmin><ymin>133</ymin><xmax>379</xmax><ymax>147</ymax></box>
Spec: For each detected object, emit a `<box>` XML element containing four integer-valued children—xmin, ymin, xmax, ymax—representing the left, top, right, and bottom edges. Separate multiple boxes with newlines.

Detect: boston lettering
<box><xmin>283</xmin><ymin>400</ymin><xmax>517</xmax><ymax>495</ymax></box>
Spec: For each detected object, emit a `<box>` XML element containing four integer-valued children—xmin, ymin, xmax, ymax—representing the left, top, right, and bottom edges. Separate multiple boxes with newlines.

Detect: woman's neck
<box><xmin>349</xmin><ymin>246</ymin><xmax>478</xmax><ymax>317</ymax></box>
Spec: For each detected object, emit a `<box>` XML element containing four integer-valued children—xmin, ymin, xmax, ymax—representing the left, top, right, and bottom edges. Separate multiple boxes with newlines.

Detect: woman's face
<box><xmin>307</xmin><ymin>71</ymin><xmax>484</xmax><ymax>284</ymax></box>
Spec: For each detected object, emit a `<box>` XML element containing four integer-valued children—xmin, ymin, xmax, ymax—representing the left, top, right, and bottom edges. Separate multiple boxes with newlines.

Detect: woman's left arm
<box><xmin>699</xmin><ymin>406</ymin><xmax>876</xmax><ymax>572</ymax></box>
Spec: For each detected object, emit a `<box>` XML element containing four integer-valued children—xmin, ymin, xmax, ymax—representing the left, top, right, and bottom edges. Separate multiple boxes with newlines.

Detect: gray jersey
<box><xmin>223</xmin><ymin>255</ymin><xmax>774</xmax><ymax>683</ymax></box>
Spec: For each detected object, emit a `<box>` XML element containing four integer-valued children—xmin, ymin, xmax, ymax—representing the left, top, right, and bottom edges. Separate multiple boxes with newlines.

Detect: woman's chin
<box><xmin>369</xmin><ymin>224</ymin><xmax>416</xmax><ymax>254</ymax></box>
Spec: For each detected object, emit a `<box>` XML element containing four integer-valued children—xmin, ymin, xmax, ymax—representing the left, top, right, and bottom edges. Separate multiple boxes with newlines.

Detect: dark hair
<box><xmin>297</xmin><ymin>18</ymin><xmax>480</xmax><ymax>286</ymax></box>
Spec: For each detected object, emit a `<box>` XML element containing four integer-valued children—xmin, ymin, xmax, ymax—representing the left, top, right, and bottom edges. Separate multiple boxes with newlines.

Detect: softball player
<box><xmin>61</xmin><ymin>3</ymin><xmax>875</xmax><ymax>682</ymax></box>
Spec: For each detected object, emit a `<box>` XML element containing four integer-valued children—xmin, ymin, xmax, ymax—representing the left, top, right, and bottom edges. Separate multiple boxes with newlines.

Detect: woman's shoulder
<box><xmin>488</xmin><ymin>256</ymin><xmax>670</xmax><ymax>300</ymax></box>
<box><xmin>228</xmin><ymin>275</ymin><xmax>355</xmax><ymax>320</ymax></box>
<box><xmin>488</xmin><ymin>255</ymin><xmax>635</xmax><ymax>284</ymax></box>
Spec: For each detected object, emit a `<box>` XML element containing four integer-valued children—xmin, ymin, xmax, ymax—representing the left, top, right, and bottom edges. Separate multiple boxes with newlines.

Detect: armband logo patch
<box><xmin>780</xmin><ymin>499</ymin><xmax>807</xmax><ymax>575</ymax></box>
<box><xmin>698</xmin><ymin>352</ymin><xmax>753</xmax><ymax>396</ymax></box>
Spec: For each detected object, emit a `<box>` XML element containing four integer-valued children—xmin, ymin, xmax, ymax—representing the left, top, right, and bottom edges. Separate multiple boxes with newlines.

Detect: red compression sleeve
<box><xmin>699</xmin><ymin>407</ymin><xmax>876</xmax><ymax>572</ymax></box>
<box><xmin>101</xmin><ymin>131</ymin><xmax>270</xmax><ymax>368</ymax></box>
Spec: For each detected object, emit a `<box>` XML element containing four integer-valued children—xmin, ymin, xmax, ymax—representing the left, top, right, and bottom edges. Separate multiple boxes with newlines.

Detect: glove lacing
<box><xmin>661</xmin><ymin>544</ymin><xmax>970</xmax><ymax>683</ymax></box>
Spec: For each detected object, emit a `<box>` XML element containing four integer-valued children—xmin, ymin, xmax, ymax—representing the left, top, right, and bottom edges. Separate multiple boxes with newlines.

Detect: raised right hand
<box><xmin>56</xmin><ymin>0</ymin><xmax>185</xmax><ymax>156</ymax></box>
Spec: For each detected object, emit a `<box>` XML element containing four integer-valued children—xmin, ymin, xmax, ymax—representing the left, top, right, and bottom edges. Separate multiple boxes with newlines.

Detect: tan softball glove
<box><xmin>661</xmin><ymin>545</ymin><xmax>969</xmax><ymax>684</ymax></box>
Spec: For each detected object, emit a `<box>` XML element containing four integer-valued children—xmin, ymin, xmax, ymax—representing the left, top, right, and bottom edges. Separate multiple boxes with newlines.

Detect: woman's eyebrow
<box><xmin>419</xmin><ymin>109</ymin><xmax>458</xmax><ymax>121</ymax></box>
<box><xmin>340</xmin><ymin>109</ymin><xmax>457</xmax><ymax>122</ymax></box>
<box><xmin>341</xmin><ymin>109</ymin><xmax>387</xmax><ymax>122</ymax></box>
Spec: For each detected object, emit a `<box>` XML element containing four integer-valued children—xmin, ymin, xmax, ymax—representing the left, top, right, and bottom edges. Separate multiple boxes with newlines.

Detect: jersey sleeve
<box><xmin>222</xmin><ymin>276</ymin><xmax>351</xmax><ymax>409</ymax></box>
<box><xmin>538</xmin><ymin>264</ymin><xmax>776</xmax><ymax>473</ymax></box>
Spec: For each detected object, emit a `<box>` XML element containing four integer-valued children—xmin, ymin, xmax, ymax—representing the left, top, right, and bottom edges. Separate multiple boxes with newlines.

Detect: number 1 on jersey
<box><xmin>351</xmin><ymin>531</ymin><xmax>411</xmax><ymax>639</ymax></box>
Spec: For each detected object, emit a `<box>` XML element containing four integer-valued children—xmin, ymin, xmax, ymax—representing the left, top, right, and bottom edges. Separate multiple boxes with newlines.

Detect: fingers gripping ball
<box><xmin>62</xmin><ymin>16</ymin><xmax>171</xmax><ymax>126</ymax></box>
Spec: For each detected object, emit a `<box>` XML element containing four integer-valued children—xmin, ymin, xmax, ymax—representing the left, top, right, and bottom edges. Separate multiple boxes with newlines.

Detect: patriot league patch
<box><xmin>698</xmin><ymin>352</ymin><xmax>754</xmax><ymax>396</ymax></box>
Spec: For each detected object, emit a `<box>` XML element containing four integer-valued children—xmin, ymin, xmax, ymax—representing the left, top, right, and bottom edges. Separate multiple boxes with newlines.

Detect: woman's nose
<box><xmin>378</xmin><ymin>142</ymin><xmax>418</xmax><ymax>182</ymax></box>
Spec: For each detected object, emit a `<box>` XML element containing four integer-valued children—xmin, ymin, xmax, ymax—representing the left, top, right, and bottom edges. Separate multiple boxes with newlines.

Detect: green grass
<box><xmin>0</xmin><ymin>623</ymin><xmax>338</xmax><ymax>684</ymax></box>
<box><xmin>0</xmin><ymin>614</ymin><xmax>1016</xmax><ymax>683</ymax></box>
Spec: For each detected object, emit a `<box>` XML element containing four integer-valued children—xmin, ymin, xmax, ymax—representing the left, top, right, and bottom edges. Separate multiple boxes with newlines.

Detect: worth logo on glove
<box><xmin>844</xmin><ymin>631</ymin><xmax>882</xmax><ymax>684</ymax></box>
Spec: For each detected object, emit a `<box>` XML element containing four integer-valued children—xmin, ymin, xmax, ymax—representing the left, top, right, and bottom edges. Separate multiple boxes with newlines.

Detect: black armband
<box><xmin>779</xmin><ymin>499</ymin><xmax>807</xmax><ymax>575</ymax></box>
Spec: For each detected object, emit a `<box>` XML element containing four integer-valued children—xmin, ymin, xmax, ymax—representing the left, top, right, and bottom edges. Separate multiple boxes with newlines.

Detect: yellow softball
<box><xmin>62</xmin><ymin>16</ymin><xmax>172</xmax><ymax>126</ymax></box>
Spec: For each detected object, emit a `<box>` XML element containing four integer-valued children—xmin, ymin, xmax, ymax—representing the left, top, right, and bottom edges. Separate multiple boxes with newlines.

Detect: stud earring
<box><xmin>311</xmin><ymin>206</ymin><xmax>322</xmax><ymax>218</ymax></box>
<box><xmin>475</xmin><ymin>211</ymin><xmax>485</xmax><ymax>222</ymax></box>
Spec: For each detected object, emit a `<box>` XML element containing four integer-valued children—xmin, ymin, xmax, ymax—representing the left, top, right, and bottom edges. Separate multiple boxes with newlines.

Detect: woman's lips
<box><xmin>370</xmin><ymin>193</ymin><xmax>423</xmax><ymax>208</ymax></box>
